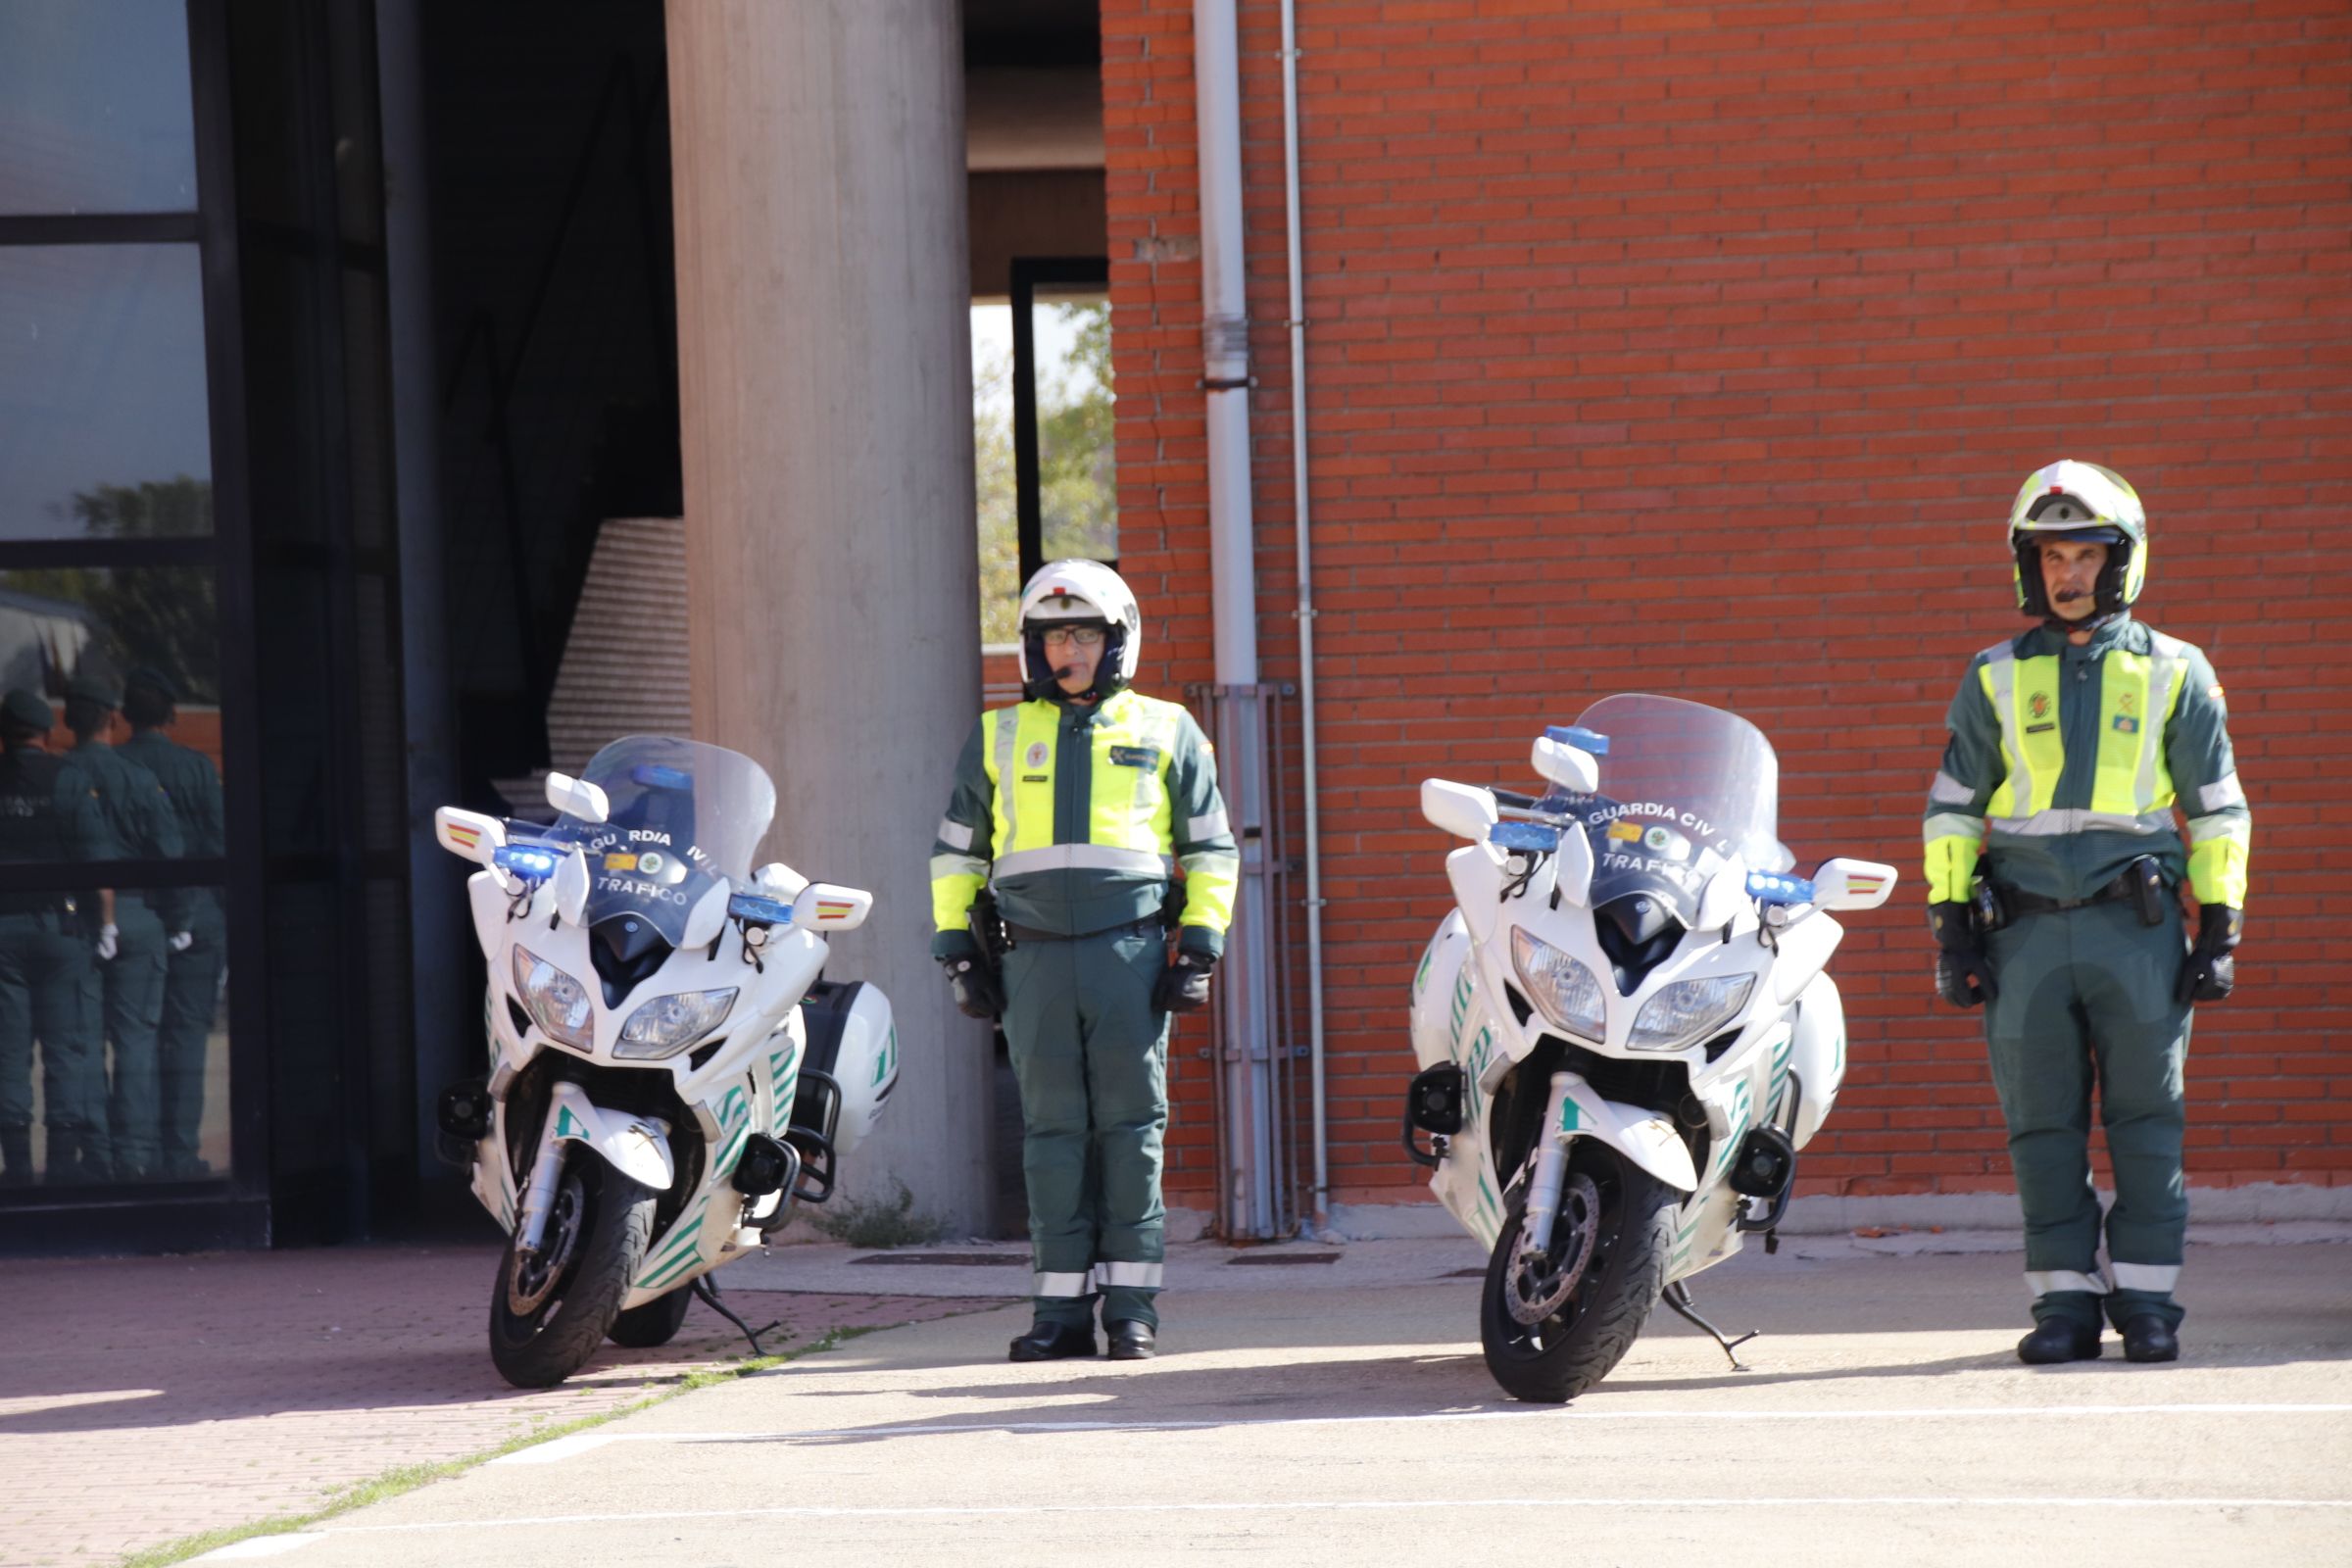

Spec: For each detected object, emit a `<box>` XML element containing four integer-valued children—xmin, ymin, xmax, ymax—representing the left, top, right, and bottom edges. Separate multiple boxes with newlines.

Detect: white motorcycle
<box><xmin>1403</xmin><ymin>695</ymin><xmax>1896</xmax><ymax>1402</ymax></box>
<box><xmin>431</xmin><ymin>736</ymin><xmax>898</xmax><ymax>1388</ymax></box>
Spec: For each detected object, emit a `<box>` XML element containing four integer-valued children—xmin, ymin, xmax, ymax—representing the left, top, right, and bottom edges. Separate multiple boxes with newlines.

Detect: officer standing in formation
<box><xmin>0</xmin><ymin>690</ymin><xmax>96</xmax><ymax>1185</ymax></box>
<box><xmin>930</xmin><ymin>562</ymin><xmax>1239</xmax><ymax>1362</ymax></box>
<box><xmin>1923</xmin><ymin>461</ymin><xmax>2250</xmax><ymax>1365</ymax></box>
<box><xmin>119</xmin><ymin>667</ymin><xmax>226</xmax><ymax>1180</ymax></box>
<box><xmin>57</xmin><ymin>671</ymin><xmax>188</xmax><ymax>1183</ymax></box>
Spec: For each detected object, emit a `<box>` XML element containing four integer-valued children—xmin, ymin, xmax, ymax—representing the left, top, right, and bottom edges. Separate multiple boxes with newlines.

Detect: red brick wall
<box><xmin>1102</xmin><ymin>0</ymin><xmax>2352</xmax><ymax>1208</ymax></box>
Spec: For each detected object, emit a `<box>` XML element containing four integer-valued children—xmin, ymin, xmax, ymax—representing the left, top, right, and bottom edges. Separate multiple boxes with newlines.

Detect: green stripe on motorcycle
<box><xmin>639</xmin><ymin>1246</ymin><xmax>708</xmax><ymax>1291</ymax></box>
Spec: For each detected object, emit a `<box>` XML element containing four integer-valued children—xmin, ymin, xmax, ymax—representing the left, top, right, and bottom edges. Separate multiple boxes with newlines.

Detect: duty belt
<box><xmin>1990</xmin><ymin>855</ymin><xmax>2169</xmax><ymax>926</ymax></box>
<box><xmin>1001</xmin><ymin>916</ymin><xmax>1164</xmax><ymax>946</ymax></box>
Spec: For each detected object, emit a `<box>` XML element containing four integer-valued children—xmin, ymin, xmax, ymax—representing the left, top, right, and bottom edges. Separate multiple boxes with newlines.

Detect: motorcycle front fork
<box><xmin>513</xmin><ymin>1112</ymin><xmax>569</xmax><ymax>1256</ymax></box>
<box><xmin>1517</xmin><ymin>1072</ymin><xmax>1576</xmax><ymax>1256</ymax></box>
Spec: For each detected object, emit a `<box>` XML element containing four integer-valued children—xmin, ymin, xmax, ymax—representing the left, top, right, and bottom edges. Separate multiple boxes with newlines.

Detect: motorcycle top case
<box><xmin>795</xmin><ymin>978</ymin><xmax>899</xmax><ymax>1157</ymax></box>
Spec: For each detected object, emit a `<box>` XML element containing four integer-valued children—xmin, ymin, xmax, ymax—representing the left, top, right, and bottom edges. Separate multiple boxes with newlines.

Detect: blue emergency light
<box><xmin>494</xmin><ymin>844</ymin><xmax>562</xmax><ymax>880</ymax></box>
<box><xmin>1490</xmin><ymin>821</ymin><xmax>1562</xmax><ymax>853</ymax></box>
<box><xmin>1746</xmin><ymin>870</ymin><xmax>1815</xmax><ymax>906</ymax></box>
<box><xmin>727</xmin><ymin>892</ymin><xmax>796</xmax><ymax>926</ymax></box>
<box><xmin>1545</xmin><ymin>724</ymin><xmax>1609</xmax><ymax>756</ymax></box>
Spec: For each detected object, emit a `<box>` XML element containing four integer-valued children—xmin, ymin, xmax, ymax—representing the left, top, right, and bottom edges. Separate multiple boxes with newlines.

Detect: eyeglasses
<box><xmin>1040</xmin><ymin>625</ymin><xmax>1106</xmax><ymax>649</ymax></box>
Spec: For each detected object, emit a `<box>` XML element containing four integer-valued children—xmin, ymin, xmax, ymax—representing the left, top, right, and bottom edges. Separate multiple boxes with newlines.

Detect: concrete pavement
<box><xmin>0</xmin><ymin>1246</ymin><xmax>992</xmax><ymax>1568</ymax></box>
<box><xmin>183</xmin><ymin>1230</ymin><xmax>2352</xmax><ymax>1567</ymax></box>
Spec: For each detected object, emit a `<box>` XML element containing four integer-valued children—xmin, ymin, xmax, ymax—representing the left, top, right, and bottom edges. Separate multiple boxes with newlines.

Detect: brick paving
<box><xmin>0</xmin><ymin>1246</ymin><xmax>993</xmax><ymax>1567</ymax></box>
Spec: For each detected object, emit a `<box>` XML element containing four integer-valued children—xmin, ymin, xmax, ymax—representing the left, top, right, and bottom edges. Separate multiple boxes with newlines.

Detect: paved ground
<box><xmin>0</xmin><ymin>1246</ymin><xmax>990</xmax><ymax>1567</ymax></box>
<box><xmin>159</xmin><ymin>1229</ymin><xmax>2352</xmax><ymax>1568</ymax></box>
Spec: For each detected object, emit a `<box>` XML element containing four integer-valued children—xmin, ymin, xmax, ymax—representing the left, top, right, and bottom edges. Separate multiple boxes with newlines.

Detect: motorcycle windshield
<box><xmin>1546</xmin><ymin>694</ymin><xmax>1792</xmax><ymax>925</ymax></box>
<box><xmin>545</xmin><ymin>736</ymin><xmax>777</xmax><ymax>945</ymax></box>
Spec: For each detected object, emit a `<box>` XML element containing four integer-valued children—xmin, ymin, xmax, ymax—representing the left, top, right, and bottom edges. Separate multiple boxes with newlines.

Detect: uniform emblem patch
<box><xmin>2029</xmin><ymin>692</ymin><xmax>2052</xmax><ymax>720</ymax></box>
<box><xmin>1108</xmin><ymin>745</ymin><xmax>1159</xmax><ymax>768</ymax></box>
<box><xmin>1025</xmin><ymin>742</ymin><xmax>1050</xmax><ymax>768</ymax></box>
<box><xmin>2112</xmin><ymin>715</ymin><xmax>2139</xmax><ymax>734</ymax></box>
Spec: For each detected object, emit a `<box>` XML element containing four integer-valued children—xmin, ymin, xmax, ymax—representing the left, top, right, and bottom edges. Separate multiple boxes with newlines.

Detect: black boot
<box><xmin>42</xmin><ymin>1129</ymin><xmax>83</xmax><ymax>1186</ymax></box>
<box><xmin>1106</xmin><ymin>1321</ymin><xmax>1156</xmax><ymax>1361</ymax></box>
<box><xmin>0</xmin><ymin>1128</ymin><xmax>30</xmax><ymax>1187</ymax></box>
<box><xmin>2017</xmin><ymin>1317</ymin><xmax>2102</xmax><ymax>1364</ymax></box>
<box><xmin>2120</xmin><ymin>1314</ymin><xmax>2180</xmax><ymax>1363</ymax></box>
<box><xmin>1008</xmin><ymin>1319</ymin><xmax>1098</xmax><ymax>1363</ymax></box>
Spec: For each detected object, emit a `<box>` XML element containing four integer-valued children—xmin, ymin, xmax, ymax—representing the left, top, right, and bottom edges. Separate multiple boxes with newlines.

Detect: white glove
<box><xmin>96</xmin><ymin>923</ymin><xmax>119</xmax><ymax>961</ymax></box>
<box><xmin>168</xmin><ymin>930</ymin><xmax>194</xmax><ymax>954</ymax></box>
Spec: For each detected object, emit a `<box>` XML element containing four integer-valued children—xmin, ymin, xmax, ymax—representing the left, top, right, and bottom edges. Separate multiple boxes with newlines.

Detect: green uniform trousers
<box><xmin>0</xmin><ymin>910</ymin><xmax>95</xmax><ymax>1140</ymax></box>
<box><xmin>158</xmin><ymin>911</ymin><xmax>226</xmax><ymax>1176</ymax></box>
<box><xmin>1984</xmin><ymin>899</ymin><xmax>2190</xmax><ymax>1334</ymax></box>
<box><xmin>91</xmin><ymin>896</ymin><xmax>171</xmax><ymax>1179</ymax></box>
<box><xmin>1003</xmin><ymin>921</ymin><xmax>1171</xmax><ymax>1331</ymax></box>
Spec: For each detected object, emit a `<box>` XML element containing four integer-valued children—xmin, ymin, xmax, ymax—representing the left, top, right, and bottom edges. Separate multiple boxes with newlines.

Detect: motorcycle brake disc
<box><xmin>508</xmin><ymin>1170</ymin><xmax>586</xmax><ymax>1316</ymax></box>
<box><xmin>1505</xmin><ymin>1171</ymin><xmax>1600</xmax><ymax>1326</ymax></box>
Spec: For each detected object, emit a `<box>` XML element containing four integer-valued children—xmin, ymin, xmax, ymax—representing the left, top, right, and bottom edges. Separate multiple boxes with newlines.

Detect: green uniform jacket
<box><xmin>56</xmin><ymin>742</ymin><xmax>188</xmax><ymax>930</ymax></box>
<box><xmin>118</xmin><ymin>730</ymin><xmax>224</xmax><ymax>929</ymax></box>
<box><xmin>1923</xmin><ymin>617</ymin><xmax>2250</xmax><ymax>908</ymax></box>
<box><xmin>931</xmin><ymin>689</ymin><xmax>1240</xmax><ymax>961</ymax></box>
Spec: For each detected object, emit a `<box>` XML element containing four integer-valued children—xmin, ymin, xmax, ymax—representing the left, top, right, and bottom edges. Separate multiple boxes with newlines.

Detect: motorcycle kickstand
<box><xmin>1661</xmin><ymin>1281</ymin><xmax>1759</xmax><ymax>1371</ymax></box>
<box><xmin>693</xmin><ymin>1274</ymin><xmax>783</xmax><ymax>1358</ymax></box>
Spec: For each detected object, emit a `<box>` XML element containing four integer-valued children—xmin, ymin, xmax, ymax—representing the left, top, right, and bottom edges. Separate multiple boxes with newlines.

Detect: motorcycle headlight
<box><xmin>1510</xmin><ymin>927</ymin><xmax>1606</xmax><ymax>1042</ymax></box>
<box><xmin>614</xmin><ymin>988</ymin><xmax>738</xmax><ymax>1060</ymax></box>
<box><xmin>513</xmin><ymin>947</ymin><xmax>595</xmax><ymax>1051</ymax></box>
<box><xmin>1628</xmin><ymin>974</ymin><xmax>1755</xmax><ymax>1053</ymax></box>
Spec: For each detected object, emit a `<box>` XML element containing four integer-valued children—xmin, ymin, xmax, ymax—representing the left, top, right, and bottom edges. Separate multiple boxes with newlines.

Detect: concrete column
<box><xmin>667</xmin><ymin>0</ymin><xmax>990</xmax><ymax>1230</ymax></box>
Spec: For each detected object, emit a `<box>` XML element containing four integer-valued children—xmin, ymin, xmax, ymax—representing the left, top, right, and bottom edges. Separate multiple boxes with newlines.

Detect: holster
<box><xmin>2125</xmin><ymin>855</ymin><xmax>2167</xmax><ymax>927</ymax></box>
<box><xmin>1970</xmin><ymin>878</ymin><xmax>2009</xmax><ymax>936</ymax></box>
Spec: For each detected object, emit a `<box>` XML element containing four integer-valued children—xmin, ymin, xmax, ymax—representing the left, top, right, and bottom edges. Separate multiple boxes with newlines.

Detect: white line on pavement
<box><xmin>486</xmin><ymin>1401</ymin><xmax>2352</xmax><ymax>1464</ymax></box>
<box><xmin>298</xmin><ymin>1494</ymin><xmax>2352</xmax><ymax>1539</ymax></box>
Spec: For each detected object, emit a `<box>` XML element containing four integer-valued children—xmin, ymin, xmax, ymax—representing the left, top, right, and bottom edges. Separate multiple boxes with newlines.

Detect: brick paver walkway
<box><xmin>0</xmin><ymin>1246</ymin><xmax>992</xmax><ymax>1567</ymax></box>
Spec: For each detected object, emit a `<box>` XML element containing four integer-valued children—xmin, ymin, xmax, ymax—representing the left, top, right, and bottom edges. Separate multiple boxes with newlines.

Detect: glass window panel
<box><xmin>0</xmin><ymin>881</ymin><xmax>229</xmax><ymax>1188</ymax></box>
<box><xmin>971</xmin><ymin>303</ymin><xmax>1019</xmax><ymax>645</ymax></box>
<box><xmin>0</xmin><ymin>0</ymin><xmax>198</xmax><ymax>215</ymax></box>
<box><xmin>1030</xmin><ymin>287</ymin><xmax>1115</xmax><ymax>564</ymax></box>
<box><xmin>0</xmin><ymin>564</ymin><xmax>221</xmax><ymax>856</ymax></box>
<box><xmin>0</xmin><ymin>245</ymin><xmax>214</xmax><ymax>539</ymax></box>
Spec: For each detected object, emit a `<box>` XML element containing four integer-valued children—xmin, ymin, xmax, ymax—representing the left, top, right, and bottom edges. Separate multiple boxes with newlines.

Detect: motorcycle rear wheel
<box><xmin>489</xmin><ymin>1158</ymin><xmax>657</xmax><ymax>1388</ymax></box>
<box><xmin>1479</xmin><ymin>1144</ymin><xmax>1677</xmax><ymax>1403</ymax></box>
<box><xmin>608</xmin><ymin>1282</ymin><xmax>695</xmax><ymax>1348</ymax></box>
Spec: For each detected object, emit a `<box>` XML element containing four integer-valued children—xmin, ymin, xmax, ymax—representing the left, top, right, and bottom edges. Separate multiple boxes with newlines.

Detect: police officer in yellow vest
<box><xmin>931</xmin><ymin>561</ymin><xmax>1240</xmax><ymax>1362</ymax></box>
<box><xmin>1924</xmin><ymin>461</ymin><xmax>2250</xmax><ymax>1365</ymax></box>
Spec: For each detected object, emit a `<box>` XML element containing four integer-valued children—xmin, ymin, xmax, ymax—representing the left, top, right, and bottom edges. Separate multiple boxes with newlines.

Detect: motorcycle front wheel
<box><xmin>1479</xmin><ymin>1143</ymin><xmax>1677</xmax><ymax>1403</ymax></box>
<box><xmin>489</xmin><ymin>1157</ymin><xmax>658</xmax><ymax>1388</ymax></box>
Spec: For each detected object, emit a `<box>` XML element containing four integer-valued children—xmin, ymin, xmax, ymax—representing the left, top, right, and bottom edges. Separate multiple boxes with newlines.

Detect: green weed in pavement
<box><xmin>116</xmin><ymin>1332</ymin><xmax>858</xmax><ymax>1568</ymax></box>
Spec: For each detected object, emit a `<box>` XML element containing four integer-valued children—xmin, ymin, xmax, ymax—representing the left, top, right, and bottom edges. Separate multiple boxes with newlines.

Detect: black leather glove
<box><xmin>1151</xmin><ymin>954</ymin><xmax>1214</xmax><ymax>1014</ymax></box>
<box><xmin>943</xmin><ymin>953</ymin><xmax>1004</xmax><ymax>1021</ymax></box>
<box><xmin>2176</xmin><ymin>905</ymin><xmax>2241</xmax><ymax>1005</ymax></box>
<box><xmin>1929</xmin><ymin>901</ymin><xmax>1997</xmax><ymax>1008</ymax></box>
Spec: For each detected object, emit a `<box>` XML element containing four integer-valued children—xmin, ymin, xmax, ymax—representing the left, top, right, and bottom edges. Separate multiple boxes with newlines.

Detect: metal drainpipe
<box><xmin>1193</xmin><ymin>0</ymin><xmax>1281</xmax><ymax>1237</ymax></box>
<box><xmin>1194</xmin><ymin>0</ymin><xmax>1257</xmax><ymax>684</ymax></box>
<box><xmin>1275</xmin><ymin>0</ymin><xmax>1333</xmax><ymax>1234</ymax></box>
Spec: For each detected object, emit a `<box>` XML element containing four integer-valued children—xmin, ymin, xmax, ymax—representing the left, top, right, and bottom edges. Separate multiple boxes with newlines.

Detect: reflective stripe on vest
<box><xmin>983</xmin><ymin>692</ymin><xmax>1186</xmax><ymax>884</ymax></box>
<box><xmin>1978</xmin><ymin>640</ymin><xmax>2187</xmax><ymax>838</ymax></box>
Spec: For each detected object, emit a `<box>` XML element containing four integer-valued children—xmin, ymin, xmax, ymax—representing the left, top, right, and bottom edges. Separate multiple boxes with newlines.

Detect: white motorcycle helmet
<box><xmin>2007</xmin><ymin>459</ymin><xmax>2148</xmax><ymax>629</ymax></box>
<box><xmin>1016</xmin><ymin>559</ymin><xmax>1143</xmax><ymax>702</ymax></box>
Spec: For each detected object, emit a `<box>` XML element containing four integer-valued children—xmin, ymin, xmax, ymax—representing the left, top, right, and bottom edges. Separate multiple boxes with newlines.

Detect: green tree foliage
<box><xmin>1037</xmin><ymin>299</ymin><xmax>1115</xmax><ymax>564</ymax></box>
<box><xmin>972</xmin><ymin>300</ymin><xmax>1117</xmax><ymax>646</ymax></box>
<box><xmin>974</xmin><ymin>333</ymin><xmax>1021</xmax><ymax>645</ymax></box>
<box><xmin>13</xmin><ymin>477</ymin><xmax>220</xmax><ymax>703</ymax></box>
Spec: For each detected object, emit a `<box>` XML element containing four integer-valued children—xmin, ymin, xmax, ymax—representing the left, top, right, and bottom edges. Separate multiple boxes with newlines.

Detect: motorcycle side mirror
<box><xmin>1421</xmin><ymin>779</ymin><xmax>1497</xmax><ymax>841</ymax></box>
<box><xmin>1811</xmin><ymin>858</ymin><xmax>1897</xmax><ymax>911</ymax></box>
<box><xmin>792</xmin><ymin>882</ymin><xmax>873</xmax><ymax>933</ymax></box>
<box><xmin>434</xmin><ymin>806</ymin><xmax>508</xmax><ymax>866</ymax></box>
<box><xmin>545</xmin><ymin>771</ymin><xmax>611</xmax><ymax>825</ymax></box>
<box><xmin>1530</xmin><ymin>735</ymin><xmax>1599</xmax><ymax>795</ymax></box>
<box><xmin>552</xmin><ymin>847</ymin><xmax>593</xmax><ymax>924</ymax></box>
<box><xmin>753</xmin><ymin>860</ymin><xmax>808</xmax><ymax>900</ymax></box>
